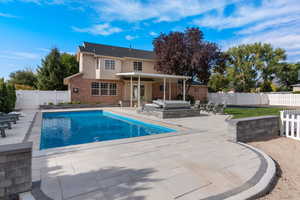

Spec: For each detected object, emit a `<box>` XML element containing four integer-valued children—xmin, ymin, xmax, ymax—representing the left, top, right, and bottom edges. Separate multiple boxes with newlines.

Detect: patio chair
<box><xmin>212</xmin><ymin>102</ymin><xmax>227</xmax><ymax>114</ymax></box>
<box><xmin>192</xmin><ymin>100</ymin><xmax>200</xmax><ymax>109</ymax></box>
<box><xmin>0</xmin><ymin>116</ymin><xmax>17</xmax><ymax>124</ymax></box>
<box><xmin>0</xmin><ymin>120</ymin><xmax>12</xmax><ymax>129</ymax></box>
<box><xmin>0</xmin><ymin>124</ymin><xmax>9</xmax><ymax>137</ymax></box>
<box><xmin>205</xmin><ymin>102</ymin><xmax>215</xmax><ymax>113</ymax></box>
<box><xmin>212</xmin><ymin>103</ymin><xmax>221</xmax><ymax>114</ymax></box>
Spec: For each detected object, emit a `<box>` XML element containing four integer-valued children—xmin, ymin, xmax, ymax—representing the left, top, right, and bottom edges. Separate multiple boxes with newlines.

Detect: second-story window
<box><xmin>105</xmin><ymin>60</ymin><xmax>115</xmax><ymax>70</ymax></box>
<box><xmin>133</xmin><ymin>61</ymin><xmax>142</xmax><ymax>71</ymax></box>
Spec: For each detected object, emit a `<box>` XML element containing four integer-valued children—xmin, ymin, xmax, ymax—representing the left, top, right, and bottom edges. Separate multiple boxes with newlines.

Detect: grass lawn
<box><xmin>224</xmin><ymin>107</ymin><xmax>285</xmax><ymax>119</ymax></box>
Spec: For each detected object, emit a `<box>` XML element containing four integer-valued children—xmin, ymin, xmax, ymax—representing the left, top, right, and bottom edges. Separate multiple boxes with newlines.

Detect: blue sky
<box><xmin>0</xmin><ymin>0</ymin><xmax>299</xmax><ymax>78</ymax></box>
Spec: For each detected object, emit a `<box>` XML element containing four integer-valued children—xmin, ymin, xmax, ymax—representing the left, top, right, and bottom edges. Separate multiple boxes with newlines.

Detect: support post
<box><xmin>163</xmin><ymin>78</ymin><xmax>166</xmax><ymax>103</ymax></box>
<box><xmin>130</xmin><ymin>76</ymin><xmax>133</xmax><ymax>107</ymax></box>
<box><xmin>138</xmin><ymin>75</ymin><xmax>141</xmax><ymax>108</ymax></box>
<box><xmin>183</xmin><ymin>79</ymin><xmax>186</xmax><ymax>101</ymax></box>
<box><xmin>169</xmin><ymin>79</ymin><xmax>171</xmax><ymax>100</ymax></box>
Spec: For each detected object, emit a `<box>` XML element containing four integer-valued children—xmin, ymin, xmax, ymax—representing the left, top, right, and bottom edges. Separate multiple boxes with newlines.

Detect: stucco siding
<box><xmin>99</xmin><ymin>57</ymin><xmax>122</xmax><ymax>80</ymax></box>
<box><xmin>122</xmin><ymin>59</ymin><xmax>157</xmax><ymax>73</ymax></box>
<box><xmin>81</xmin><ymin>54</ymin><xmax>96</xmax><ymax>79</ymax></box>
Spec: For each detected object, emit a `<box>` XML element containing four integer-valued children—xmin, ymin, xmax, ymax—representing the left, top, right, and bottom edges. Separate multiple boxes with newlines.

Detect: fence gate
<box><xmin>280</xmin><ymin>110</ymin><xmax>300</xmax><ymax>141</ymax></box>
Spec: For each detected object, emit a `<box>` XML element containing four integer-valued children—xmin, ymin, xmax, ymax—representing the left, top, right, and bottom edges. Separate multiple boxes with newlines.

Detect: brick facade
<box><xmin>68</xmin><ymin>74</ymin><xmax>123</xmax><ymax>105</ymax></box>
<box><xmin>68</xmin><ymin>75</ymin><xmax>208</xmax><ymax>104</ymax></box>
<box><xmin>152</xmin><ymin>82</ymin><xmax>208</xmax><ymax>101</ymax></box>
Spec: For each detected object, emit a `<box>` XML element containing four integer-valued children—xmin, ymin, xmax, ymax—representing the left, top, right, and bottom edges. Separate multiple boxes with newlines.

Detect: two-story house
<box><xmin>64</xmin><ymin>42</ymin><xmax>208</xmax><ymax>106</ymax></box>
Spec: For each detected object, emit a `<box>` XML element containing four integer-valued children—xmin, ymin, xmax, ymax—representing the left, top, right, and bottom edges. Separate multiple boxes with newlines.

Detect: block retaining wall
<box><xmin>227</xmin><ymin>116</ymin><xmax>280</xmax><ymax>142</ymax></box>
<box><xmin>0</xmin><ymin>142</ymin><xmax>32</xmax><ymax>200</ymax></box>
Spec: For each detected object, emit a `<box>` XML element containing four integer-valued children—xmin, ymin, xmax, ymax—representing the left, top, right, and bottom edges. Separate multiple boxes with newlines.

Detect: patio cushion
<box><xmin>153</xmin><ymin>100</ymin><xmax>191</xmax><ymax>109</ymax></box>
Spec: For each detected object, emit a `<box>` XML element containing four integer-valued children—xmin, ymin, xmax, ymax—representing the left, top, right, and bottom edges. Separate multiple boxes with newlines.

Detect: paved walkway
<box><xmin>30</xmin><ymin>108</ymin><xmax>271</xmax><ymax>200</ymax></box>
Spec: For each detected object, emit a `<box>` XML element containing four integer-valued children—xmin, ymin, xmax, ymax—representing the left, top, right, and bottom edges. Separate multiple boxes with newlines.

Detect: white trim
<box><xmin>130</xmin><ymin>76</ymin><xmax>133</xmax><ymax>107</ymax></box>
<box><xmin>116</xmin><ymin>72</ymin><xmax>190</xmax><ymax>79</ymax></box>
<box><xmin>138</xmin><ymin>75</ymin><xmax>141</xmax><ymax>107</ymax></box>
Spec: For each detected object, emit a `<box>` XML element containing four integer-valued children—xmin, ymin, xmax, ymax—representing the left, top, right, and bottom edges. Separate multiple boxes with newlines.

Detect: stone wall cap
<box><xmin>0</xmin><ymin>142</ymin><xmax>32</xmax><ymax>154</ymax></box>
<box><xmin>228</xmin><ymin>115</ymin><xmax>279</xmax><ymax>125</ymax></box>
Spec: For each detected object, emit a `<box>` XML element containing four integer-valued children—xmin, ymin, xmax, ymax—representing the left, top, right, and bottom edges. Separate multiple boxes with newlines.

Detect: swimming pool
<box><xmin>40</xmin><ymin>110</ymin><xmax>176</xmax><ymax>149</ymax></box>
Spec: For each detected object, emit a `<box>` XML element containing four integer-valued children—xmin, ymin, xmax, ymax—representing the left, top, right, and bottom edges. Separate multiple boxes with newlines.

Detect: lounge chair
<box><xmin>0</xmin><ymin>120</ymin><xmax>12</xmax><ymax>129</ymax></box>
<box><xmin>0</xmin><ymin>116</ymin><xmax>17</xmax><ymax>124</ymax></box>
<box><xmin>0</xmin><ymin>112</ymin><xmax>20</xmax><ymax>120</ymax></box>
<box><xmin>0</xmin><ymin>124</ymin><xmax>9</xmax><ymax>137</ymax></box>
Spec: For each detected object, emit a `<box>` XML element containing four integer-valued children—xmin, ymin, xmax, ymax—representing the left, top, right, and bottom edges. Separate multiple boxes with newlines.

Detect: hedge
<box><xmin>0</xmin><ymin>79</ymin><xmax>16</xmax><ymax>113</ymax></box>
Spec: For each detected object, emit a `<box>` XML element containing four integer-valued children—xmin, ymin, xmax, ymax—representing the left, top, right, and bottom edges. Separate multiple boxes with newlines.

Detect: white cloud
<box><xmin>0</xmin><ymin>51</ymin><xmax>40</xmax><ymax>60</ymax></box>
<box><xmin>221</xmin><ymin>25</ymin><xmax>300</xmax><ymax>62</ymax></box>
<box><xmin>0</xmin><ymin>12</ymin><xmax>17</xmax><ymax>18</ymax></box>
<box><xmin>149</xmin><ymin>31</ymin><xmax>158</xmax><ymax>37</ymax></box>
<box><xmin>36</xmin><ymin>48</ymin><xmax>50</xmax><ymax>52</ymax></box>
<box><xmin>72</xmin><ymin>23</ymin><xmax>122</xmax><ymax>36</ymax></box>
<box><xmin>194</xmin><ymin>0</ymin><xmax>300</xmax><ymax>30</ymax></box>
<box><xmin>125</xmin><ymin>35</ymin><xmax>138</xmax><ymax>40</ymax></box>
<box><xmin>193</xmin><ymin>0</ymin><xmax>300</xmax><ymax>61</ymax></box>
<box><xmin>92</xmin><ymin>0</ymin><xmax>239</xmax><ymax>23</ymax></box>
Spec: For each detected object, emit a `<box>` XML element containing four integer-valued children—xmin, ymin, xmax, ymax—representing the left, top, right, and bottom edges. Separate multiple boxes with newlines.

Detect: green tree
<box><xmin>275</xmin><ymin>62</ymin><xmax>300</xmax><ymax>91</ymax></box>
<box><xmin>208</xmin><ymin>73</ymin><xmax>229</xmax><ymax>92</ymax></box>
<box><xmin>61</xmin><ymin>53</ymin><xmax>79</xmax><ymax>76</ymax></box>
<box><xmin>9</xmin><ymin>69</ymin><xmax>37</xmax><ymax>88</ymax></box>
<box><xmin>226</xmin><ymin>43</ymin><xmax>286</xmax><ymax>92</ymax></box>
<box><xmin>226</xmin><ymin>46</ymin><xmax>257</xmax><ymax>92</ymax></box>
<box><xmin>36</xmin><ymin>48</ymin><xmax>78</xmax><ymax>90</ymax></box>
<box><xmin>0</xmin><ymin>79</ymin><xmax>16</xmax><ymax>113</ymax></box>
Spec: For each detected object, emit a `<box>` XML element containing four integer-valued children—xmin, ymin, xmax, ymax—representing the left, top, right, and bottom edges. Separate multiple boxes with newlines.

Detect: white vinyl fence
<box><xmin>280</xmin><ymin>110</ymin><xmax>300</xmax><ymax>141</ymax></box>
<box><xmin>208</xmin><ymin>93</ymin><xmax>269</xmax><ymax>105</ymax></box>
<box><xmin>208</xmin><ymin>93</ymin><xmax>300</xmax><ymax>107</ymax></box>
<box><xmin>16</xmin><ymin>90</ymin><xmax>70</xmax><ymax>109</ymax></box>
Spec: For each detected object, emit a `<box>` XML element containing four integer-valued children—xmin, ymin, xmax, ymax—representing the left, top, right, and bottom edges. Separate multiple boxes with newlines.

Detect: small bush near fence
<box><xmin>0</xmin><ymin>79</ymin><xmax>16</xmax><ymax>113</ymax></box>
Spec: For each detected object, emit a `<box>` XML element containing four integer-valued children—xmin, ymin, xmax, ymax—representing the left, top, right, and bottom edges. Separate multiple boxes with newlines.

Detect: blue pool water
<box><xmin>40</xmin><ymin>110</ymin><xmax>176</xmax><ymax>149</ymax></box>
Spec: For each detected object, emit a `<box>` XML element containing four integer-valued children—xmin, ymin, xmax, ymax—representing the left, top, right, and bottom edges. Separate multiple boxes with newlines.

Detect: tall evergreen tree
<box><xmin>36</xmin><ymin>48</ymin><xmax>77</xmax><ymax>90</ymax></box>
<box><xmin>61</xmin><ymin>53</ymin><xmax>79</xmax><ymax>76</ymax></box>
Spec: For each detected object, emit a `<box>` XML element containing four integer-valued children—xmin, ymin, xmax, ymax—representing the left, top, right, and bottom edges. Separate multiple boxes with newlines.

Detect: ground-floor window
<box><xmin>91</xmin><ymin>82</ymin><xmax>117</xmax><ymax>96</ymax></box>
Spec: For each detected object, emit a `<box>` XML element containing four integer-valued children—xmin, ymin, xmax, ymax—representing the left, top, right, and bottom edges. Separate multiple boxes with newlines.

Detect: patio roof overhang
<box><xmin>116</xmin><ymin>72</ymin><xmax>190</xmax><ymax>80</ymax></box>
<box><xmin>116</xmin><ymin>72</ymin><xmax>190</xmax><ymax>108</ymax></box>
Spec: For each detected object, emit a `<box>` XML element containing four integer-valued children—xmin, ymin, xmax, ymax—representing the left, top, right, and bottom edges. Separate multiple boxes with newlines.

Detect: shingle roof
<box><xmin>79</xmin><ymin>42</ymin><xmax>156</xmax><ymax>60</ymax></box>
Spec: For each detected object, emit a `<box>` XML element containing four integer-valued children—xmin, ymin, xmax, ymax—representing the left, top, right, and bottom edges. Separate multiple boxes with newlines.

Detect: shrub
<box><xmin>0</xmin><ymin>79</ymin><xmax>16</xmax><ymax>113</ymax></box>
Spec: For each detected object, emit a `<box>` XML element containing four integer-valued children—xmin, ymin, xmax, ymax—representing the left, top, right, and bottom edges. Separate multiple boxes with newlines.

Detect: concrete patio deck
<box><xmin>0</xmin><ymin>109</ymin><xmax>36</xmax><ymax>145</ymax></box>
<box><xmin>27</xmin><ymin>108</ymin><xmax>275</xmax><ymax>200</ymax></box>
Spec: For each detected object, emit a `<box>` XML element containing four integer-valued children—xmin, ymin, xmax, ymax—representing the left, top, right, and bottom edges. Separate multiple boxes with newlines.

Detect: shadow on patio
<box><xmin>33</xmin><ymin>165</ymin><xmax>162</xmax><ymax>200</ymax></box>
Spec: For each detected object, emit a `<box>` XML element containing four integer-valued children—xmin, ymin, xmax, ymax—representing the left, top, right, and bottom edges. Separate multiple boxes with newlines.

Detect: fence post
<box><xmin>280</xmin><ymin>111</ymin><xmax>284</xmax><ymax>136</ymax></box>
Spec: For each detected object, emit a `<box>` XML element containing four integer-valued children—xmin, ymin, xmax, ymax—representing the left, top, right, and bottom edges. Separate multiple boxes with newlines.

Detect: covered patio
<box><xmin>116</xmin><ymin>72</ymin><xmax>190</xmax><ymax>107</ymax></box>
